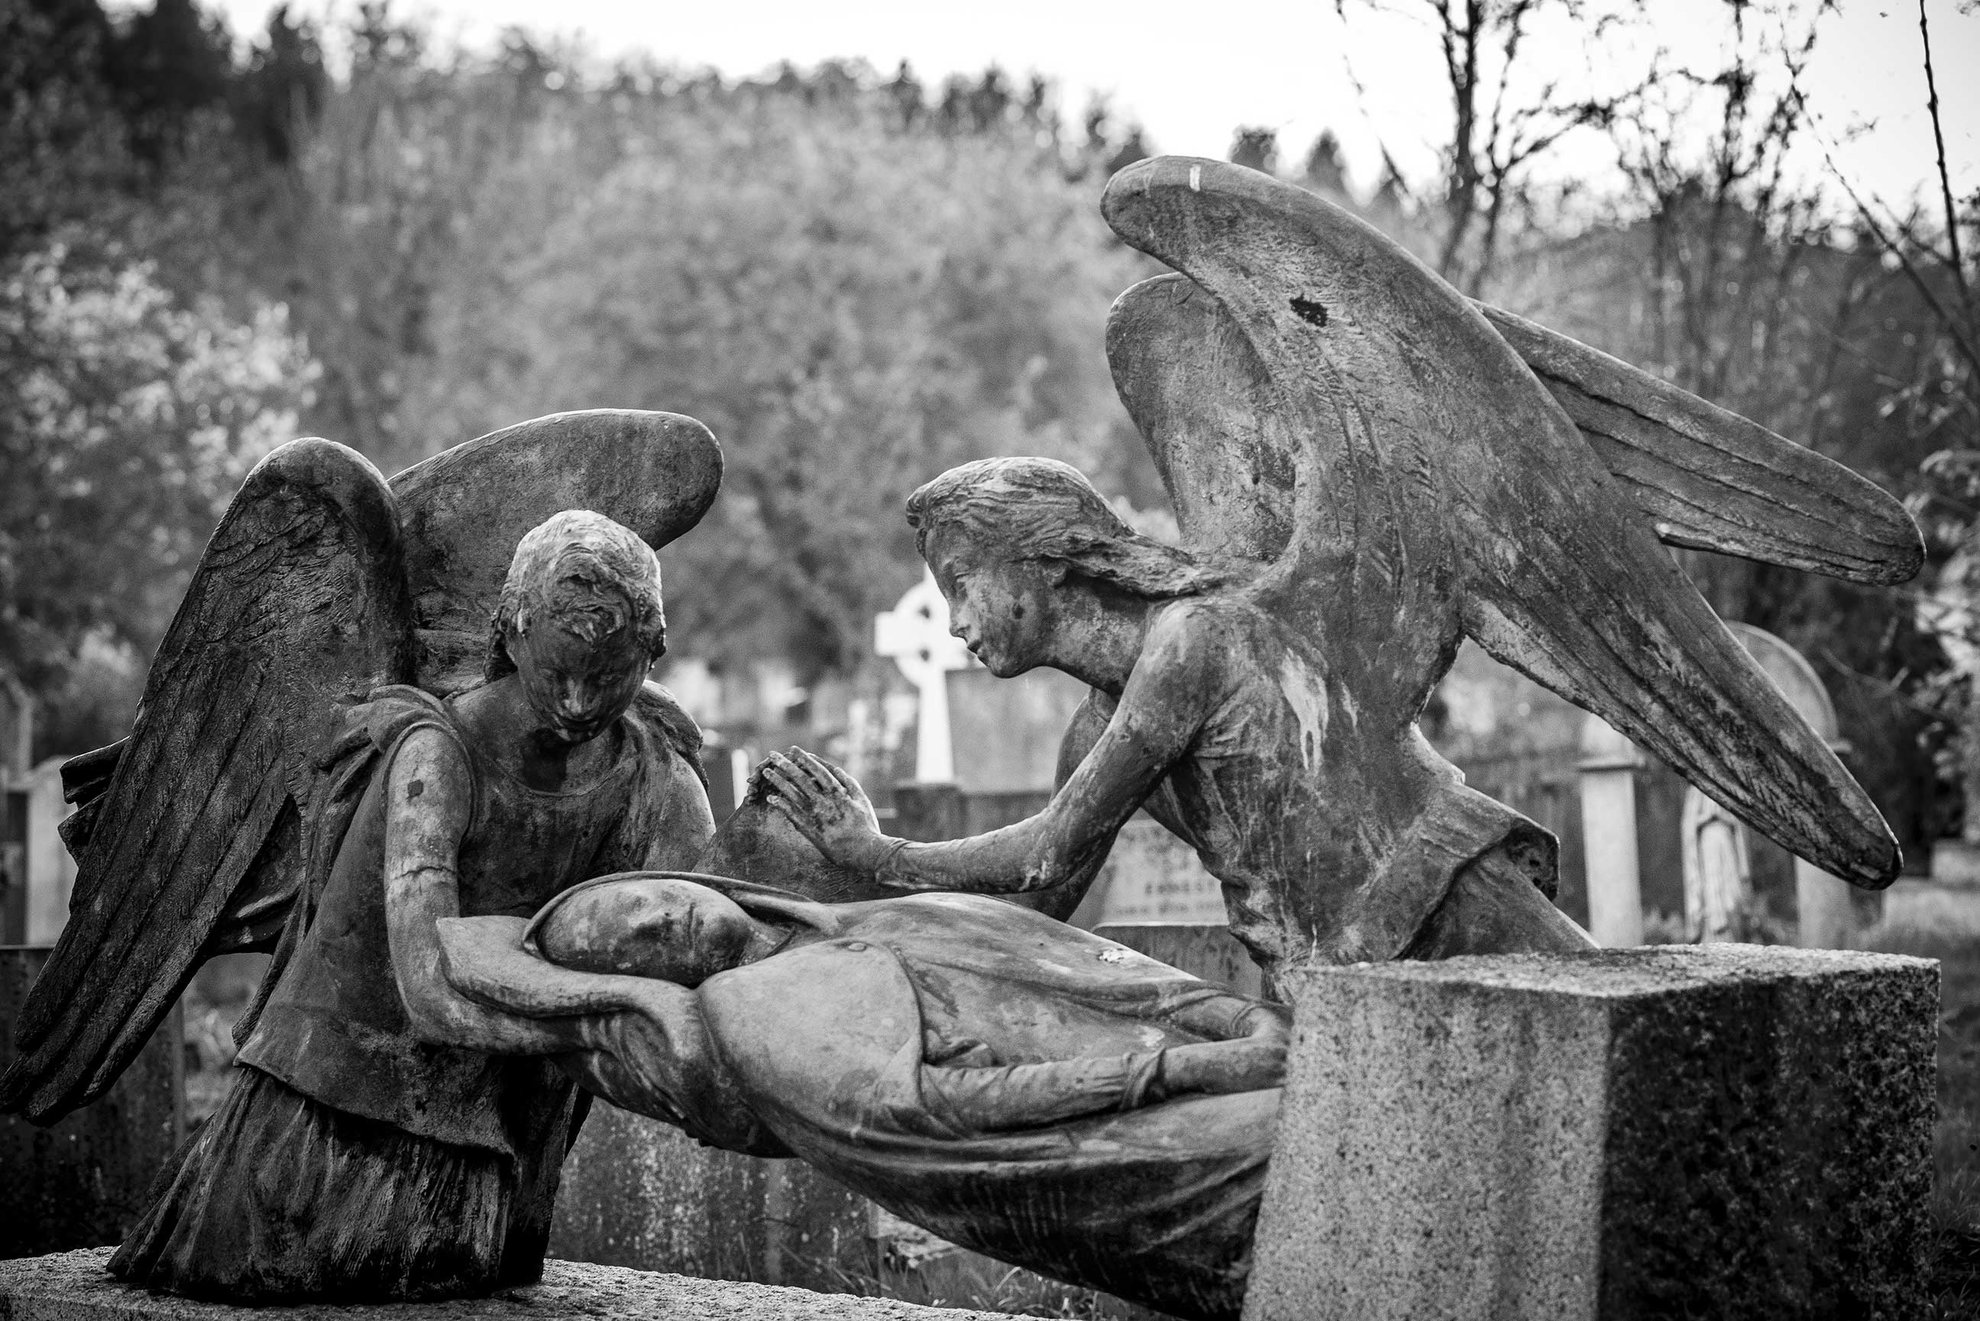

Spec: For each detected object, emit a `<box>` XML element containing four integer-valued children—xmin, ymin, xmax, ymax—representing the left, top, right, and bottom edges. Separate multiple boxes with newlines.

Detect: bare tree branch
<box><xmin>1786</xmin><ymin>79</ymin><xmax>1980</xmax><ymax>378</ymax></box>
<box><xmin>1919</xmin><ymin>0</ymin><xmax>1974</xmax><ymax>319</ymax></box>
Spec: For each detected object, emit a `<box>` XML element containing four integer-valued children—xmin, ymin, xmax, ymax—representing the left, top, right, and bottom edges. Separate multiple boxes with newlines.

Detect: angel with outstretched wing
<box><xmin>764</xmin><ymin>158</ymin><xmax>1919</xmax><ymax>985</ymax></box>
<box><xmin>0</xmin><ymin>411</ymin><xmax>722</xmax><ymax>1303</ymax></box>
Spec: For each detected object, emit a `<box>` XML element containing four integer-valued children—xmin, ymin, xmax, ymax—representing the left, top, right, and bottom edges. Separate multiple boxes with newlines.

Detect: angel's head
<box><xmin>905</xmin><ymin>457</ymin><xmax>1228</xmax><ymax>676</ymax></box>
<box><xmin>486</xmin><ymin>511</ymin><xmax>665</xmax><ymax>743</ymax></box>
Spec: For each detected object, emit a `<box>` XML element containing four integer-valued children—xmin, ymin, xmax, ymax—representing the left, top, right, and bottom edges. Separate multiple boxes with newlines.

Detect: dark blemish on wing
<box><xmin>1290</xmin><ymin>296</ymin><xmax>1329</xmax><ymax>328</ymax></box>
<box><xmin>408</xmin><ymin>779</ymin><xmax>425</xmax><ymax>799</ymax></box>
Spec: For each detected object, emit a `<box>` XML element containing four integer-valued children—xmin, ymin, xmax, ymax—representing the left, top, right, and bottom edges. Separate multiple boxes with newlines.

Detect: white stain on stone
<box><xmin>1278</xmin><ymin>651</ymin><xmax>1328</xmax><ymax>771</ymax></box>
<box><xmin>1189</xmin><ymin>164</ymin><xmax>1202</xmax><ymax>192</ymax></box>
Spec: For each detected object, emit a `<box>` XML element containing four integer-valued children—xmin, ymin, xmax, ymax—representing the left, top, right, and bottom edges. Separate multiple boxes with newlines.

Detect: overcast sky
<box><xmin>197</xmin><ymin>0</ymin><xmax>1976</xmax><ymax>220</ymax></box>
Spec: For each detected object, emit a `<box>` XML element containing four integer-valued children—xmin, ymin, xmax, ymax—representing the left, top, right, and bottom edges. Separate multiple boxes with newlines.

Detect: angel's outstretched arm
<box><xmin>383</xmin><ymin>728</ymin><xmax>578</xmax><ymax>1054</ymax></box>
<box><xmin>766</xmin><ymin>606</ymin><xmax>1221</xmax><ymax>894</ymax></box>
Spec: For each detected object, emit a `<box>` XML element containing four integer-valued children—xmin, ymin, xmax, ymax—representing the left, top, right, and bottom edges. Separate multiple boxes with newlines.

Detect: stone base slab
<box><xmin>0</xmin><ymin>1249</ymin><xmax>1003</xmax><ymax>1320</ymax></box>
<box><xmin>1244</xmin><ymin>945</ymin><xmax>1937</xmax><ymax>1321</ymax></box>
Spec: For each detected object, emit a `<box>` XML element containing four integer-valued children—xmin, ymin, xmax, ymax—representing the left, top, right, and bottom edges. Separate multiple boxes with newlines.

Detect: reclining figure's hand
<box><xmin>757</xmin><ymin>749</ymin><xmax>908</xmax><ymax>878</ymax></box>
<box><xmin>1155</xmin><ymin>1004</ymin><xmax>1291</xmax><ymax>1098</ymax></box>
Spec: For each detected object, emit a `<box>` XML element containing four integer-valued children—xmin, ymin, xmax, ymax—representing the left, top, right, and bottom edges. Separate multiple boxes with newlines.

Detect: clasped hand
<box><xmin>755</xmin><ymin>748</ymin><xmax>907</xmax><ymax>880</ymax></box>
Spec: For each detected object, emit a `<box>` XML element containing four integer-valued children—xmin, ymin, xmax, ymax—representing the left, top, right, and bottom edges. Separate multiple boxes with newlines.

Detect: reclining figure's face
<box><xmin>536</xmin><ymin>878</ymin><xmax>754</xmax><ymax>987</ymax></box>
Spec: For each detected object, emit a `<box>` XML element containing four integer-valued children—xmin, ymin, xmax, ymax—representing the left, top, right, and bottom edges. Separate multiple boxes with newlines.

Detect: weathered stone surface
<box><xmin>0</xmin><ymin>1249</ymin><xmax>1002</xmax><ymax>1320</ymax></box>
<box><xmin>0</xmin><ymin>948</ymin><xmax>182</xmax><ymax>1259</ymax></box>
<box><xmin>551</xmin><ymin>1102</ymin><xmax>1158</xmax><ymax>1318</ymax></box>
<box><xmin>550</xmin><ymin>1101</ymin><xmax>871</xmax><ymax>1291</ymax></box>
<box><xmin>1094</xmin><ymin>922</ymin><xmax>1262</xmax><ymax>997</ymax></box>
<box><xmin>1244</xmin><ymin>945</ymin><xmax>1936</xmax><ymax>1321</ymax></box>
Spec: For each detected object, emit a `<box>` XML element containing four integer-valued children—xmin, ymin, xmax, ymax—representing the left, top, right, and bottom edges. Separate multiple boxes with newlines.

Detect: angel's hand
<box><xmin>756</xmin><ymin>749</ymin><xmax>901</xmax><ymax>876</ymax></box>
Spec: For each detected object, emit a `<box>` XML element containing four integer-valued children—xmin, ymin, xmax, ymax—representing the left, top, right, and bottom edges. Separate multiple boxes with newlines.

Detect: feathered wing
<box><xmin>1474</xmin><ymin>302</ymin><xmax>1922</xmax><ymax>586</ymax></box>
<box><xmin>0</xmin><ymin>439</ymin><xmax>415</xmax><ymax>1123</ymax></box>
<box><xmin>1101</xmin><ymin>156</ymin><xmax>1902</xmax><ymax>888</ymax></box>
<box><xmin>391</xmin><ymin>409</ymin><xmax>723</xmax><ymax>693</ymax></box>
<box><xmin>1109</xmin><ymin>275</ymin><xmax>1922</xmax><ymax>589</ymax></box>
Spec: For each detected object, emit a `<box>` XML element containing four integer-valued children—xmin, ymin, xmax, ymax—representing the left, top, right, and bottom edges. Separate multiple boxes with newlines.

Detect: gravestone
<box><xmin>873</xmin><ymin>570</ymin><xmax>972</xmax><ymax>783</ymax></box>
<box><xmin>1576</xmin><ymin>718</ymin><xmax>1643</xmax><ymax>947</ymax></box>
<box><xmin>1077</xmin><ymin>819</ymin><xmax>1226</xmax><ymax>927</ymax></box>
<box><xmin>1244</xmin><ymin>946</ymin><xmax>1934</xmax><ymax>1320</ymax></box>
<box><xmin>1675</xmin><ymin>625</ymin><xmax>1863</xmax><ymax>948</ymax></box>
<box><xmin>945</xmin><ymin>667</ymin><xmax>1085</xmax><ymax>796</ymax></box>
<box><xmin>24</xmin><ymin>758</ymin><xmax>76</xmax><ymax>945</ymax></box>
<box><xmin>1581</xmin><ymin>624</ymin><xmax>1869</xmax><ymax>948</ymax></box>
<box><xmin>880</xmin><ymin>585</ymin><xmax>1227</xmax><ymax>931</ymax></box>
<box><xmin>1681</xmin><ymin>786</ymin><xmax>1751</xmax><ymax>942</ymax></box>
<box><xmin>1726</xmin><ymin>626</ymin><xmax>1863</xmax><ymax>947</ymax></box>
<box><xmin>1</xmin><ymin>948</ymin><xmax>184</xmax><ymax>1257</ymax></box>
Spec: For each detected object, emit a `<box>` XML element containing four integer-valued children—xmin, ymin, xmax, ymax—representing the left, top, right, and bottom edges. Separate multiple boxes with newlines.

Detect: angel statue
<box><xmin>764</xmin><ymin>157</ymin><xmax>1921</xmax><ymax>987</ymax></box>
<box><xmin>0</xmin><ymin>411</ymin><xmax>724</xmax><ymax>1303</ymax></box>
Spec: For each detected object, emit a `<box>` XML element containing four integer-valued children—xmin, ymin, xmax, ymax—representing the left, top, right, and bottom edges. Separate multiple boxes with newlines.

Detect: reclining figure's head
<box><xmin>530</xmin><ymin>876</ymin><xmax>755</xmax><ymax>987</ymax></box>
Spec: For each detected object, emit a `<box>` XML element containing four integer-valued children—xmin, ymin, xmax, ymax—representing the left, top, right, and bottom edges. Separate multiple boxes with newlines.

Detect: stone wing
<box><xmin>0</xmin><ymin>440</ymin><xmax>415</xmax><ymax>1123</ymax></box>
<box><xmin>1101</xmin><ymin>156</ymin><xmax>1904</xmax><ymax>888</ymax></box>
<box><xmin>390</xmin><ymin>409</ymin><xmax>723</xmax><ymax>694</ymax></box>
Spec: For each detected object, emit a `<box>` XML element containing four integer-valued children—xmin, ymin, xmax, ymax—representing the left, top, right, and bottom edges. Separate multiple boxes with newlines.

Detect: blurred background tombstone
<box><xmin>1682</xmin><ymin>788</ymin><xmax>1752</xmax><ymax>942</ymax></box>
<box><xmin>1577</xmin><ymin>717</ymin><xmax>1645</xmax><ymax>947</ymax></box>
<box><xmin>874</xmin><ymin>570</ymin><xmax>972</xmax><ymax>785</ymax></box>
<box><xmin>1670</xmin><ymin>624</ymin><xmax>1863</xmax><ymax>948</ymax></box>
<box><xmin>1725</xmin><ymin>624</ymin><xmax>1865</xmax><ymax>949</ymax></box>
<box><xmin>1425</xmin><ymin>643</ymin><xmax>1593</xmax><ymax>928</ymax></box>
<box><xmin>0</xmin><ymin>685</ymin><xmax>183</xmax><ymax>1258</ymax></box>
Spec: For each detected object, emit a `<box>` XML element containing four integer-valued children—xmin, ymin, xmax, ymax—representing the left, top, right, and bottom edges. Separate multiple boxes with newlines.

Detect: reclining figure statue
<box><xmin>438</xmin><ymin>869</ymin><xmax>1288</xmax><ymax>1321</ymax></box>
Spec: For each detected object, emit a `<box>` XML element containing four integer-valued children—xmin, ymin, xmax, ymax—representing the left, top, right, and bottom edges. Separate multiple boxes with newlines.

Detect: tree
<box><xmin>232</xmin><ymin>5</ymin><xmax>327</xmax><ymax>165</ymax></box>
<box><xmin>393</xmin><ymin>89</ymin><xmax>1151</xmax><ymax>676</ymax></box>
<box><xmin>0</xmin><ymin>0</ymin><xmax>132</xmax><ymax>260</ymax></box>
<box><xmin>1301</xmin><ymin>131</ymin><xmax>1351</xmax><ymax>199</ymax></box>
<box><xmin>1230</xmin><ymin>127</ymin><xmax>1279</xmax><ymax>175</ymax></box>
<box><xmin>0</xmin><ymin>244</ymin><xmax>317</xmax><ymax>747</ymax></box>
<box><xmin>1333</xmin><ymin>0</ymin><xmax>1638</xmax><ymax>294</ymax></box>
<box><xmin>1818</xmin><ymin>2</ymin><xmax>1980</xmax><ymax>847</ymax></box>
<box><xmin>1489</xmin><ymin>0</ymin><xmax>1966</xmax><ymax>854</ymax></box>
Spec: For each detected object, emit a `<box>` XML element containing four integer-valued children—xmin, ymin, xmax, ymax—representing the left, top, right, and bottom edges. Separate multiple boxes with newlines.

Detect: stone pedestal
<box><xmin>0</xmin><ymin>1249</ymin><xmax>1003</xmax><ymax>1320</ymax></box>
<box><xmin>1244</xmin><ymin>946</ymin><xmax>1935</xmax><ymax>1321</ymax></box>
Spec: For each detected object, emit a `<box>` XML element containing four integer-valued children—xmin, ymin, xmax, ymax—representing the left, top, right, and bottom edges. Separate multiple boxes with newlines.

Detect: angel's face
<box><xmin>509</xmin><ymin>618</ymin><xmax>649</xmax><ymax>745</ymax></box>
<box><xmin>928</xmin><ymin>530</ymin><xmax>1057</xmax><ymax>678</ymax></box>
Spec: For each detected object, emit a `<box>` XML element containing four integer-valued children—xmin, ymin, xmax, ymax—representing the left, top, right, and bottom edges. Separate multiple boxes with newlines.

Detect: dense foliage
<box><xmin>1</xmin><ymin>0</ymin><xmax>1972</xmax><ymax>849</ymax></box>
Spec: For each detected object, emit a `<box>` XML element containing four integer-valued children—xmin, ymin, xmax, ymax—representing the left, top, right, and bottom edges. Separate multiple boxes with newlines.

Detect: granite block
<box><xmin>1244</xmin><ymin>945</ymin><xmax>1937</xmax><ymax>1321</ymax></box>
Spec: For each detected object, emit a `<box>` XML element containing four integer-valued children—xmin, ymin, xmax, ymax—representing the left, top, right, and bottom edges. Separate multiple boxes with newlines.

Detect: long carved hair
<box><xmin>484</xmin><ymin>509</ymin><xmax>667</xmax><ymax>681</ymax></box>
<box><xmin>905</xmin><ymin>457</ymin><xmax>1233</xmax><ymax>599</ymax></box>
